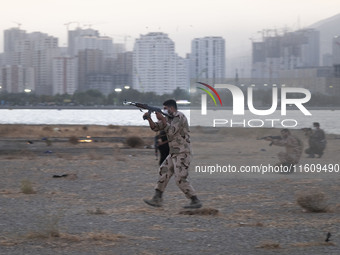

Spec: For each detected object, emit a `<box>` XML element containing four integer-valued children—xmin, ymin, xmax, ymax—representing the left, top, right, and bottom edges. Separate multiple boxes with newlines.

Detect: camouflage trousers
<box><xmin>155</xmin><ymin>153</ymin><xmax>196</xmax><ymax>199</ymax></box>
<box><xmin>278</xmin><ymin>152</ymin><xmax>301</xmax><ymax>164</ymax></box>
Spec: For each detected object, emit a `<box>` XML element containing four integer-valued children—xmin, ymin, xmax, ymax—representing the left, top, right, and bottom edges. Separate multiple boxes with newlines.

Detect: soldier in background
<box><xmin>143</xmin><ymin>99</ymin><xmax>202</xmax><ymax>209</ymax></box>
<box><xmin>305</xmin><ymin>122</ymin><xmax>327</xmax><ymax>158</ymax></box>
<box><xmin>265</xmin><ymin>129</ymin><xmax>303</xmax><ymax>171</ymax></box>
<box><xmin>155</xmin><ymin>130</ymin><xmax>169</xmax><ymax>166</ymax></box>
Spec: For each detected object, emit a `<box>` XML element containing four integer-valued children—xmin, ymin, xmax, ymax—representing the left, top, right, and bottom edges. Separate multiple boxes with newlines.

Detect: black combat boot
<box><xmin>183</xmin><ymin>196</ymin><xmax>202</xmax><ymax>209</ymax></box>
<box><xmin>143</xmin><ymin>189</ymin><xmax>163</xmax><ymax>207</ymax></box>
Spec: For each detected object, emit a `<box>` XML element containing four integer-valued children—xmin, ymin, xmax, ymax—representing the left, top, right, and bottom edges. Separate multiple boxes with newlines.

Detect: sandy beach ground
<box><xmin>0</xmin><ymin>124</ymin><xmax>340</xmax><ymax>254</ymax></box>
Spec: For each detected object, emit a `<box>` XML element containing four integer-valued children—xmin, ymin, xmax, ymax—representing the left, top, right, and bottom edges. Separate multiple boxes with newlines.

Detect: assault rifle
<box><xmin>123</xmin><ymin>100</ymin><xmax>173</xmax><ymax>120</ymax></box>
<box><xmin>257</xmin><ymin>135</ymin><xmax>282</xmax><ymax>146</ymax></box>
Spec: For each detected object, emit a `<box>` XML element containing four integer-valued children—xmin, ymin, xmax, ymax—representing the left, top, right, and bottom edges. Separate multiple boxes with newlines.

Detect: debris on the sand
<box><xmin>53</xmin><ymin>174</ymin><xmax>69</xmax><ymax>178</ymax></box>
<box><xmin>53</xmin><ymin>127</ymin><xmax>61</xmax><ymax>132</ymax></box>
<box><xmin>52</xmin><ymin>174</ymin><xmax>78</xmax><ymax>180</ymax></box>
<box><xmin>179</xmin><ymin>208</ymin><xmax>219</xmax><ymax>216</ymax></box>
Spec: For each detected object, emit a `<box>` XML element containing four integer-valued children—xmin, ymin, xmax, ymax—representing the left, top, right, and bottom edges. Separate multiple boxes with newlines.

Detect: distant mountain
<box><xmin>308</xmin><ymin>13</ymin><xmax>340</xmax><ymax>59</ymax></box>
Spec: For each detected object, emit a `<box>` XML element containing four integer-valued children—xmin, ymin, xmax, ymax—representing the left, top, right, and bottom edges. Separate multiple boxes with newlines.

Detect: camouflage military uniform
<box><xmin>272</xmin><ymin>135</ymin><xmax>303</xmax><ymax>164</ymax></box>
<box><xmin>151</xmin><ymin>111</ymin><xmax>196</xmax><ymax>199</ymax></box>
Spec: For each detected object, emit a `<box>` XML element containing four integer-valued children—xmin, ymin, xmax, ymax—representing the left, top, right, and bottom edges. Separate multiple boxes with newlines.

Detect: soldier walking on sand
<box><xmin>265</xmin><ymin>129</ymin><xmax>303</xmax><ymax>171</ymax></box>
<box><xmin>143</xmin><ymin>99</ymin><xmax>202</xmax><ymax>209</ymax></box>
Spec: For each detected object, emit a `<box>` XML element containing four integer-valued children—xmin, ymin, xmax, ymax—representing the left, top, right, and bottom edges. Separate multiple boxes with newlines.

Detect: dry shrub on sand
<box><xmin>296</xmin><ymin>190</ymin><xmax>329</xmax><ymax>213</ymax></box>
<box><xmin>87</xmin><ymin>208</ymin><xmax>106</xmax><ymax>215</ymax></box>
<box><xmin>83</xmin><ymin>231</ymin><xmax>125</xmax><ymax>242</ymax></box>
<box><xmin>21</xmin><ymin>179</ymin><xmax>36</xmax><ymax>194</ymax></box>
<box><xmin>42</xmin><ymin>126</ymin><xmax>53</xmax><ymax>132</ymax></box>
<box><xmin>69</xmin><ymin>136</ymin><xmax>79</xmax><ymax>145</ymax></box>
<box><xmin>27</xmin><ymin>230</ymin><xmax>124</xmax><ymax>243</ymax></box>
<box><xmin>26</xmin><ymin>214</ymin><xmax>61</xmax><ymax>239</ymax></box>
<box><xmin>125</xmin><ymin>136</ymin><xmax>144</xmax><ymax>148</ymax></box>
<box><xmin>4</xmin><ymin>231</ymin><xmax>125</xmax><ymax>247</ymax></box>
<box><xmin>256</xmin><ymin>240</ymin><xmax>281</xmax><ymax>249</ymax></box>
<box><xmin>0</xmin><ymin>236</ymin><xmax>19</xmax><ymax>246</ymax></box>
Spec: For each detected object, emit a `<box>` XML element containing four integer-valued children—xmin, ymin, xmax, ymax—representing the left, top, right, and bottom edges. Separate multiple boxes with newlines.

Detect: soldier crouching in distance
<box><xmin>265</xmin><ymin>129</ymin><xmax>303</xmax><ymax>173</ymax></box>
<box><xmin>304</xmin><ymin>122</ymin><xmax>327</xmax><ymax>158</ymax></box>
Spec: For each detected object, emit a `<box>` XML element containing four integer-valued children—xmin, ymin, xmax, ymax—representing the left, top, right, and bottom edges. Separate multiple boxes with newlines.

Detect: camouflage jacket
<box><xmin>152</xmin><ymin>111</ymin><xmax>191</xmax><ymax>154</ymax></box>
<box><xmin>272</xmin><ymin>135</ymin><xmax>303</xmax><ymax>156</ymax></box>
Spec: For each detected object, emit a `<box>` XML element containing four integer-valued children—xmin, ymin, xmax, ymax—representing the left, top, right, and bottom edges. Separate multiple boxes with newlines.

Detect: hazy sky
<box><xmin>1</xmin><ymin>0</ymin><xmax>339</xmax><ymax>57</ymax></box>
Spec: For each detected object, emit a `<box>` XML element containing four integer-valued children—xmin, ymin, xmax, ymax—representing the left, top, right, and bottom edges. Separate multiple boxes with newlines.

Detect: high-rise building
<box><xmin>2</xmin><ymin>28</ymin><xmax>59</xmax><ymax>95</ymax></box>
<box><xmin>333</xmin><ymin>36</ymin><xmax>340</xmax><ymax>65</ymax></box>
<box><xmin>29</xmin><ymin>32</ymin><xmax>59</xmax><ymax>95</ymax></box>
<box><xmin>52</xmin><ymin>56</ymin><xmax>78</xmax><ymax>95</ymax></box>
<box><xmin>68</xmin><ymin>28</ymin><xmax>114</xmax><ymax>58</ymax></box>
<box><xmin>68</xmin><ymin>28</ymin><xmax>99</xmax><ymax>56</ymax></box>
<box><xmin>102</xmin><ymin>51</ymin><xmax>133</xmax><ymax>92</ymax></box>
<box><xmin>87</xmin><ymin>74</ymin><xmax>113</xmax><ymax>95</ymax></box>
<box><xmin>77</xmin><ymin>49</ymin><xmax>104</xmax><ymax>91</ymax></box>
<box><xmin>74</xmin><ymin>35</ymin><xmax>114</xmax><ymax>57</ymax></box>
<box><xmin>113</xmin><ymin>43</ymin><xmax>126</xmax><ymax>59</ymax></box>
<box><xmin>1</xmin><ymin>65</ymin><xmax>24</xmax><ymax>93</ymax></box>
<box><xmin>12</xmin><ymin>38</ymin><xmax>34</xmax><ymax>68</ymax></box>
<box><xmin>133</xmin><ymin>32</ymin><xmax>189</xmax><ymax>95</ymax></box>
<box><xmin>112</xmin><ymin>52</ymin><xmax>133</xmax><ymax>89</ymax></box>
<box><xmin>24</xmin><ymin>67</ymin><xmax>35</xmax><ymax>92</ymax></box>
<box><xmin>3</xmin><ymin>28</ymin><xmax>26</xmax><ymax>65</ymax></box>
<box><xmin>190</xmin><ymin>36</ymin><xmax>226</xmax><ymax>83</ymax></box>
<box><xmin>252</xmin><ymin>28</ymin><xmax>320</xmax><ymax>79</ymax></box>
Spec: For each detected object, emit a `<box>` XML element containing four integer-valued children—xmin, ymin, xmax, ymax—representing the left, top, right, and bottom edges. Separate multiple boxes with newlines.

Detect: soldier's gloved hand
<box><xmin>143</xmin><ymin>112</ymin><xmax>151</xmax><ymax>120</ymax></box>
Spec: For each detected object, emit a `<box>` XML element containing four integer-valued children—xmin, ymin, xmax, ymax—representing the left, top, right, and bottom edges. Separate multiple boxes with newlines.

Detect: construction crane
<box><xmin>12</xmin><ymin>21</ymin><xmax>22</xmax><ymax>29</ymax></box>
<box><xmin>110</xmin><ymin>34</ymin><xmax>134</xmax><ymax>50</ymax></box>
<box><xmin>83</xmin><ymin>24</ymin><xmax>93</xmax><ymax>29</ymax></box>
<box><xmin>64</xmin><ymin>21</ymin><xmax>80</xmax><ymax>31</ymax></box>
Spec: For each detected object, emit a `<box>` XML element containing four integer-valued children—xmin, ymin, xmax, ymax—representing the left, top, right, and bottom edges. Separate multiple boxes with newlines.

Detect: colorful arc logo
<box><xmin>196</xmin><ymin>82</ymin><xmax>223</xmax><ymax>106</ymax></box>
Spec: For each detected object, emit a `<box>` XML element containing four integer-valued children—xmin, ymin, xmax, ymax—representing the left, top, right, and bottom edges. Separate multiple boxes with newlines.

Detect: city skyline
<box><xmin>1</xmin><ymin>0</ymin><xmax>340</xmax><ymax>58</ymax></box>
